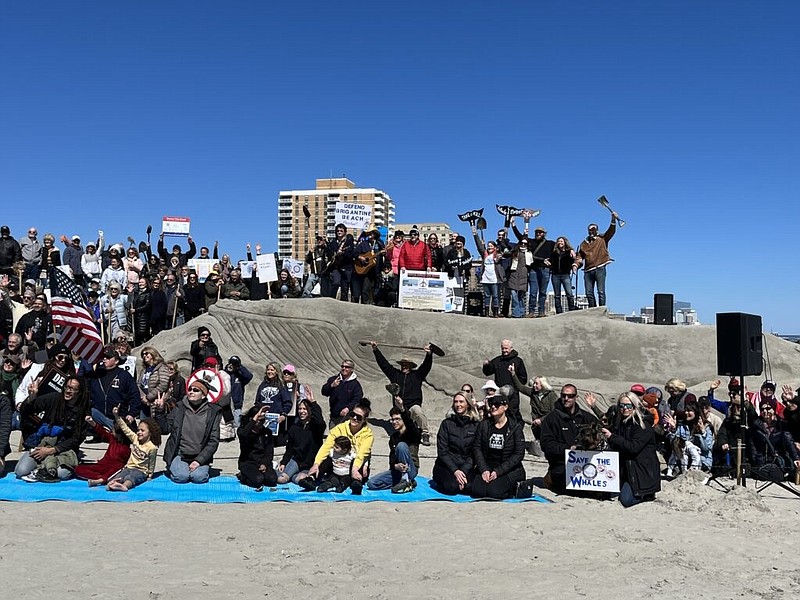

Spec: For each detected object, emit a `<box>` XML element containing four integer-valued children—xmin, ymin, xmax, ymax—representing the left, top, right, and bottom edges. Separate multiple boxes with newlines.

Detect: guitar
<box><xmin>322</xmin><ymin>237</ymin><xmax>348</xmax><ymax>275</ymax></box>
<box><xmin>354</xmin><ymin>249</ymin><xmax>387</xmax><ymax>276</ymax></box>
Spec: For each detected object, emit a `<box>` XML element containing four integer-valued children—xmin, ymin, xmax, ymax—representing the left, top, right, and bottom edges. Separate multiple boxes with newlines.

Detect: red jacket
<box><xmin>398</xmin><ymin>240</ymin><xmax>431</xmax><ymax>271</ymax></box>
<box><xmin>73</xmin><ymin>423</ymin><xmax>131</xmax><ymax>482</ymax></box>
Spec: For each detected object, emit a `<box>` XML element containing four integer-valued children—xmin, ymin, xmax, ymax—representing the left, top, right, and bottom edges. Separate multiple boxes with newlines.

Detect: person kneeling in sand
<box><xmin>163</xmin><ymin>378</ymin><xmax>222</xmax><ymax>484</ymax></box>
<box><xmin>107</xmin><ymin>407</ymin><xmax>161</xmax><ymax>492</ymax></box>
<box><xmin>367</xmin><ymin>399</ymin><xmax>420</xmax><ymax>494</ymax></box>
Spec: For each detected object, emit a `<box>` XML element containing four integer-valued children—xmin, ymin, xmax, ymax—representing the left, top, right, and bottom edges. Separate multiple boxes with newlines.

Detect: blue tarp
<box><xmin>0</xmin><ymin>473</ymin><xmax>551</xmax><ymax>504</ymax></box>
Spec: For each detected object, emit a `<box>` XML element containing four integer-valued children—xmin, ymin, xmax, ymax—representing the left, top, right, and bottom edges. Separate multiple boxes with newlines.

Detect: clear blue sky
<box><xmin>2</xmin><ymin>2</ymin><xmax>798</xmax><ymax>331</ymax></box>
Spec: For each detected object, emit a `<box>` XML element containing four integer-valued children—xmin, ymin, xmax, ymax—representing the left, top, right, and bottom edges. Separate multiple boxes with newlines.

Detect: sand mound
<box><xmin>657</xmin><ymin>470</ymin><xmax>770</xmax><ymax>519</ymax></box>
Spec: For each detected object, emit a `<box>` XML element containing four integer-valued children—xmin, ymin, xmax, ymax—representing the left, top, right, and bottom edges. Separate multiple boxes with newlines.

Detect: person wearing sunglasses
<box><xmin>470</xmin><ymin>391</ymin><xmax>526</xmax><ymax>499</ymax></box>
<box><xmin>600</xmin><ymin>392</ymin><xmax>660</xmax><ymax>507</ymax></box>
<box><xmin>307</xmin><ymin>399</ymin><xmax>374</xmax><ymax>495</ymax></box>
<box><xmin>190</xmin><ymin>326</ymin><xmax>220</xmax><ymax>370</ymax></box>
<box><xmin>540</xmin><ymin>384</ymin><xmax>598</xmax><ymax>494</ymax></box>
<box><xmin>163</xmin><ymin>378</ymin><xmax>222</xmax><ymax>484</ymax></box>
<box><xmin>321</xmin><ymin>358</ymin><xmax>364</xmax><ymax>429</ymax></box>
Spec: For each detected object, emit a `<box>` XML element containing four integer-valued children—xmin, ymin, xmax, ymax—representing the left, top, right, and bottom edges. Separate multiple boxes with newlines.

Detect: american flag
<box><xmin>49</xmin><ymin>268</ymin><xmax>103</xmax><ymax>364</ymax></box>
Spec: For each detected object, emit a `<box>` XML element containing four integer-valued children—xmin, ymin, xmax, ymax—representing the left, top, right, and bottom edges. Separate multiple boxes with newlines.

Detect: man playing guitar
<box><xmin>352</xmin><ymin>229</ymin><xmax>385</xmax><ymax>304</ymax></box>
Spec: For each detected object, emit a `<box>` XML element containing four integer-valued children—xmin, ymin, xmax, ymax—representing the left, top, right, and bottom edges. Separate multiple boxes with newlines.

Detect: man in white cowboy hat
<box><xmin>370</xmin><ymin>340</ymin><xmax>435</xmax><ymax>446</ymax></box>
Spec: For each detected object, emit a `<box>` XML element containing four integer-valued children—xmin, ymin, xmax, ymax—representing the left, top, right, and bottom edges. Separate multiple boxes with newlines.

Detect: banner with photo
<box><xmin>187</xmin><ymin>258</ymin><xmax>217</xmax><ymax>282</ymax></box>
<box><xmin>399</xmin><ymin>270</ymin><xmax>462</xmax><ymax>312</ymax></box>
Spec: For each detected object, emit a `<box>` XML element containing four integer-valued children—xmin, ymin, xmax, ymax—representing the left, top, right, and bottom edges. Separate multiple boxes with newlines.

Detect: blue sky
<box><xmin>2</xmin><ymin>2</ymin><xmax>798</xmax><ymax>331</ymax></box>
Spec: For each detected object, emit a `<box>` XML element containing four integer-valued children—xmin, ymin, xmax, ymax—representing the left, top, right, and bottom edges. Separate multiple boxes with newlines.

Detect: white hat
<box><xmin>481</xmin><ymin>380</ymin><xmax>499</xmax><ymax>392</ymax></box>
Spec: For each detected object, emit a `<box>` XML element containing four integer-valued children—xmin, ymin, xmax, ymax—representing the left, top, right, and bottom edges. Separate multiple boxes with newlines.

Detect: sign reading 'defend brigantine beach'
<box><xmin>564</xmin><ymin>450</ymin><xmax>620</xmax><ymax>493</ymax></box>
<box><xmin>335</xmin><ymin>202</ymin><xmax>372</xmax><ymax>230</ymax></box>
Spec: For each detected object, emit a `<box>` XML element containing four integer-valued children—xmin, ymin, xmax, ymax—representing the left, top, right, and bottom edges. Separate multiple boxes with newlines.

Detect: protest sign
<box><xmin>334</xmin><ymin>202</ymin><xmax>372</xmax><ymax>230</ymax></box>
<box><xmin>564</xmin><ymin>449</ymin><xmax>620</xmax><ymax>494</ymax></box>
<box><xmin>187</xmin><ymin>258</ymin><xmax>216</xmax><ymax>282</ymax></box>
<box><xmin>282</xmin><ymin>258</ymin><xmax>304</xmax><ymax>280</ymax></box>
<box><xmin>398</xmin><ymin>270</ymin><xmax>448</xmax><ymax>311</ymax></box>
<box><xmin>256</xmin><ymin>253</ymin><xmax>279</xmax><ymax>283</ymax></box>
<box><xmin>238</xmin><ymin>261</ymin><xmax>256</xmax><ymax>279</ymax></box>
<box><xmin>162</xmin><ymin>216</ymin><xmax>191</xmax><ymax>237</ymax></box>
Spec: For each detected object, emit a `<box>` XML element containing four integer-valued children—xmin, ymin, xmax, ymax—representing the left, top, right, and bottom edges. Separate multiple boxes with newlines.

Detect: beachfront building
<box><xmin>277</xmin><ymin>177</ymin><xmax>395</xmax><ymax>260</ymax></box>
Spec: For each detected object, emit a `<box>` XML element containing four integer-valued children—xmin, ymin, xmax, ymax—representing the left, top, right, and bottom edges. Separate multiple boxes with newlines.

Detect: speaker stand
<box><xmin>755</xmin><ymin>480</ymin><xmax>800</xmax><ymax>499</ymax></box>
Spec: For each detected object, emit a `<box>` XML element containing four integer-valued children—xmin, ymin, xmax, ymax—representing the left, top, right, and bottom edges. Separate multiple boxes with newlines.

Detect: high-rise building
<box><xmin>277</xmin><ymin>177</ymin><xmax>395</xmax><ymax>260</ymax></box>
<box><xmin>393</xmin><ymin>222</ymin><xmax>453</xmax><ymax>240</ymax></box>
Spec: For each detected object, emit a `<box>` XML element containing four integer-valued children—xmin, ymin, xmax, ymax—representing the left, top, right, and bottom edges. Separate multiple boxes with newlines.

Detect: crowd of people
<box><xmin>3</xmin><ymin>222</ymin><xmax>797</xmax><ymax>504</ymax></box>
<box><xmin>0</xmin><ymin>211</ymin><xmax>620</xmax><ymax>350</ymax></box>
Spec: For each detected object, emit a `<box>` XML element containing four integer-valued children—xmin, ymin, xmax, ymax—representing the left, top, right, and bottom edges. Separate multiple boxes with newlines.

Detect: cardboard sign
<box><xmin>335</xmin><ymin>202</ymin><xmax>372</xmax><ymax>230</ymax></box>
<box><xmin>162</xmin><ymin>216</ymin><xmax>191</xmax><ymax>237</ymax></box>
<box><xmin>238</xmin><ymin>260</ymin><xmax>256</xmax><ymax>279</ymax></box>
<box><xmin>564</xmin><ymin>450</ymin><xmax>620</xmax><ymax>493</ymax></box>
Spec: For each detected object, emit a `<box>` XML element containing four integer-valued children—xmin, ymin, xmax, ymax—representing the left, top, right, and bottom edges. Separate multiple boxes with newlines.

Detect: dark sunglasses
<box><xmin>350</xmin><ymin>413</ymin><xmax>365</xmax><ymax>422</ymax></box>
<box><xmin>561</xmin><ymin>393</ymin><xmax>577</xmax><ymax>399</ymax></box>
<box><xmin>488</xmin><ymin>399</ymin><xmax>506</xmax><ymax>408</ymax></box>
<box><xmin>188</xmin><ymin>387</ymin><xmax>204</xmax><ymax>393</ymax></box>
<box><xmin>618</xmin><ymin>402</ymin><xmax>634</xmax><ymax>410</ymax></box>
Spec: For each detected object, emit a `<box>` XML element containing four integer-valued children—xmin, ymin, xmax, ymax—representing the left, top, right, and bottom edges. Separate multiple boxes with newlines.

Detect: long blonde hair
<box><xmin>616</xmin><ymin>392</ymin><xmax>646</xmax><ymax>429</ymax></box>
<box><xmin>452</xmin><ymin>392</ymin><xmax>480</xmax><ymax>422</ymax></box>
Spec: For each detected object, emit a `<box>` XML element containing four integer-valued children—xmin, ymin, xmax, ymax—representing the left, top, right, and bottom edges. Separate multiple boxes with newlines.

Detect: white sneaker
<box><xmin>665</xmin><ymin>467</ymin><xmax>674</xmax><ymax>478</ymax></box>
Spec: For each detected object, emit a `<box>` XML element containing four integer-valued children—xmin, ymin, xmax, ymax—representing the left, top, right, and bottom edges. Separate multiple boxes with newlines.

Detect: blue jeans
<box><xmin>584</xmin><ymin>265</ymin><xmax>607</xmax><ymax>307</ymax></box>
<box><xmin>550</xmin><ymin>273</ymin><xmax>576</xmax><ymax>313</ymax></box>
<box><xmin>510</xmin><ymin>289</ymin><xmax>526</xmax><ymax>318</ymax></box>
<box><xmin>168</xmin><ymin>455</ymin><xmax>211</xmax><ymax>484</ymax></box>
<box><xmin>366</xmin><ymin>442</ymin><xmax>417</xmax><ymax>490</ymax></box>
<box><xmin>279</xmin><ymin>458</ymin><xmax>307</xmax><ymax>483</ymax></box>
<box><xmin>482</xmin><ymin>283</ymin><xmax>499</xmax><ymax>312</ymax></box>
<box><xmin>528</xmin><ymin>266</ymin><xmax>550</xmax><ymax>315</ymax></box>
<box><xmin>91</xmin><ymin>408</ymin><xmax>114</xmax><ymax>431</ymax></box>
<box><xmin>619</xmin><ymin>481</ymin><xmax>642</xmax><ymax>507</ymax></box>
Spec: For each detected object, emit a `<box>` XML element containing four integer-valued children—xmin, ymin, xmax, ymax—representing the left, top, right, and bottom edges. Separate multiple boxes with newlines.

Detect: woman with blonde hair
<box><xmin>601</xmin><ymin>392</ymin><xmax>661</xmax><ymax>507</ymax></box>
<box><xmin>432</xmin><ymin>391</ymin><xmax>481</xmax><ymax>495</ymax></box>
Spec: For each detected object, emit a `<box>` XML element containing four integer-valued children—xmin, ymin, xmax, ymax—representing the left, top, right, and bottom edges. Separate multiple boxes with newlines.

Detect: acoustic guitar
<box><xmin>354</xmin><ymin>249</ymin><xmax>386</xmax><ymax>276</ymax></box>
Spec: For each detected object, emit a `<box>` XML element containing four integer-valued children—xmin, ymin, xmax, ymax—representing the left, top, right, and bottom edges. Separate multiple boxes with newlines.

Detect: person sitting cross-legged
<box><xmin>367</xmin><ymin>398</ymin><xmax>421</xmax><ymax>494</ymax></box>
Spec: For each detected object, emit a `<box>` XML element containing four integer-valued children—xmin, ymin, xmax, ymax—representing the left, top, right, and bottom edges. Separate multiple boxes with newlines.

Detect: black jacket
<box><xmin>388</xmin><ymin>410</ymin><xmax>422</xmax><ymax>469</ymax></box>
<box><xmin>130</xmin><ymin>288</ymin><xmax>152</xmax><ymax>337</ymax></box>
<box><xmin>19</xmin><ymin>391</ymin><xmax>88</xmax><ymax>455</ymax></box>
<box><xmin>190</xmin><ymin>339</ymin><xmax>221</xmax><ymax>371</ymax></box>
<box><xmin>15</xmin><ymin>310</ymin><xmax>52</xmax><ymax>349</ymax></box>
<box><xmin>608</xmin><ymin>417</ymin><xmax>661</xmax><ymax>497</ymax></box>
<box><xmin>444</xmin><ymin>247</ymin><xmax>472</xmax><ymax>278</ymax></box>
<box><xmin>482</xmin><ymin>350</ymin><xmax>527</xmax><ymax>401</ymax></box>
<box><xmin>435</xmin><ymin>413</ymin><xmax>478</xmax><ymax>475</ymax></box>
<box><xmin>164</xmin><ymin>398</ymin><xmax>222</xmax><ymax>467</ymax></box>
<box><xmin>540</xmin><ymin>400</ymin><xmax>597</xmax><ymax>470</ymax></box>
<box><xmin>237</xmin><ymin>410</ymin><xmax>276</xmax><ymax>469</ymax></box>
<box><xmin>280</xmin><ymin>402</ymin><xmax>326</xmax><ymax>470</ymax></box>
<box><xmin>0</xmin><ymin>236</ymin><xmax>22</xmax><ymax>270</ymax></box>
<box><xmin>0</xmin><ymin>392</ymin><xmax>13</xmax><ymax>458</ymax></box>
<box><xmin>473</xmin><ymin>417</ymin><xmax>526</xmax><ymax>481</ymax></box>
<box><xmin>373</xmin><ymin>348</ymin><xmax>433</xmax><ymax>408</ymax></box>
<box><xmin>321</xmin><ymin>373</ymin><xmax>364</xmax><ymax>419</ymax></box>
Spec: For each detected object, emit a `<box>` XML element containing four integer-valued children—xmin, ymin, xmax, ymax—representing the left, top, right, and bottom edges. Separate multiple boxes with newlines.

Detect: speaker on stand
<box><xmin>654</xmin><ymin>294</ymin><xmax>674</xmax><ymax>325</ymax></box>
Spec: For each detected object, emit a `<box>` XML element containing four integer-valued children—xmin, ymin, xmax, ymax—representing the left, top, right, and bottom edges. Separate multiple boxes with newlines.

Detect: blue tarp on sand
<box><xmin>0</xmin><ymin>473</ymin><xmax>551</xmax><ymax>504</ymax></box>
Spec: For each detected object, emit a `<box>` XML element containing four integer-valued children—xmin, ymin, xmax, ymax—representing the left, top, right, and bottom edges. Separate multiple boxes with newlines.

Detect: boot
<box><xmin>492</xmin><ymin>306</ymin><xmax>499</xmax><ymax>318</ymax></box>
<box><xmin>484</xmin><ymin>307</ymin><xmax>490</xmax><ymax>317</ymax></box>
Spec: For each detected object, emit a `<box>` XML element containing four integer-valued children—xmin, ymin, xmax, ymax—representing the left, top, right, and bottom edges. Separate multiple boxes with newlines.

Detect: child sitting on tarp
<box><xmin>106</xmin><ymin>407</ymin><xmax>161</xmax><ymax>492</ymax></box>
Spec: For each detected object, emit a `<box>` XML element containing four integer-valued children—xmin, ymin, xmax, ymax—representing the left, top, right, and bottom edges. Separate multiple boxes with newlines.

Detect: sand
<box><xmin>4</xmin><ymin>302</ymin><xmax>800</xmax><ymax>598</ymax></box>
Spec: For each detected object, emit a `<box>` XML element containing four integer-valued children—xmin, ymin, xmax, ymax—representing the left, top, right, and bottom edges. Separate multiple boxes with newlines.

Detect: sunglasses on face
<box><xmin>561</xmin><ymin>393</ymin><xmax>577</xmax><ymax>399</ymax></box>
<box><xmin>489</xmin><ymin>399</ymin><xmax>506</xmax><ymax>408</ymax></box>
<box><xmin>350</xmin><ymin>413</ymin><xmax>365</xmax><ymax>422</ymax></box>
<box><xmin>618</xmin><ymin>402</ymin><xmax>634</xmax><ymax>410</ymax></box>
<box><xmin>188</xmin><ymin>387</ymin><xmax>204</xmax><ymax>393</ymax></box>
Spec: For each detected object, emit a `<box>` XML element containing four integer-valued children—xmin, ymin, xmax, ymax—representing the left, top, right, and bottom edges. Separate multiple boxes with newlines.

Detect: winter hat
<box><xmin>48</xmin><ymin>343</ymin><xmax>71</xmax><ymax>359</ymax></box>
<box><xmin>197</xmin><ymin>326</ymin><xmax>211</xmax><ymax>338</ymax></box>
<box><xmin>203</xmin><ymin>356</ymin><xmax>219</xmax><ymax>368</ymax></box>
<box><xmin>190</xmin><ymin>378</ymin><xmax>217</xmax><ymax>395</ymax></box>
<box><xmin>630</xmin><ymin>384</ymin><xmax>646</xmax><ymax>396</ymax></box>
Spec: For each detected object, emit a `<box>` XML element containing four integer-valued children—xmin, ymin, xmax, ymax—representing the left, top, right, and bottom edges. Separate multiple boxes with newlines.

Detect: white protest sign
<box><xmin>256</xmin><ymin>253</ymin><xmax>279</xmax><ymax>283</ymax></box>
<box><xmin>334</xmin><ymin>202</ymin><xmax>372</xmax><ymax>230</ymax></box>
<box><xmin>564</xmin><ymin>449</ymin><xmax>620</xmax><ymax>494</ymax></box>
<box><xmin>238</xmin><ymin>261</ymin><xmax>256</xmax><ymax>279</ymax></box>
<box><xmin>162</xmin><ymin>216</ymin><xmax>191</xmax><ymax>236</ymax></box>
<box><xmin>187</xmin><ymin>258</ymin><xmax>216</xmax><ymax>282</ymax></box>
<box><xmin>282</xmin><ymin>258</ymin><xmax>304</xmax><ymax>280</ymax></box>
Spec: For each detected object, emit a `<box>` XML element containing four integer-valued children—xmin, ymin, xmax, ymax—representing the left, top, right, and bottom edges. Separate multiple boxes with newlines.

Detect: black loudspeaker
<box><xmin>654</xmin><ymin>294</ymin><xmax>674</xmax><ymax>325</ymax></box>
<box><xmin>466</xmin><ymin>291</ymin><xmax>483</xmax><ymax>316</ymax></box>
<box><xmin>716</xmin><ymin>312</ymin><xmax>763</xmax><ymax>376</ymax></box>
